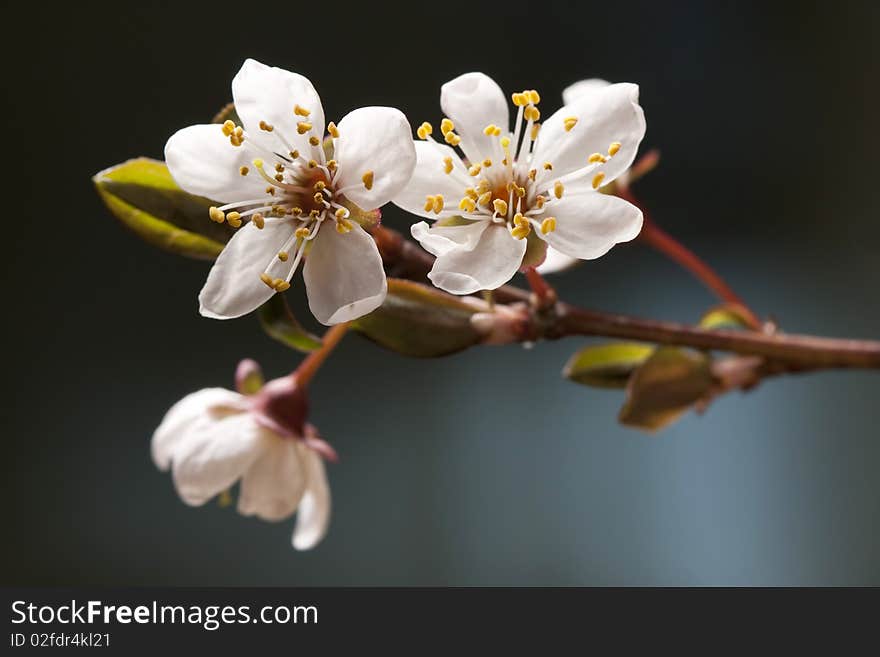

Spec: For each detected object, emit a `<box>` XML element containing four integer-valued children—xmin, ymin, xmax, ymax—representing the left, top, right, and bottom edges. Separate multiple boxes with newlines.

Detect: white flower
<box><xmin>165</xmin><ymin>59</ymin><xmax>416</xmax><ymax>325</ymax></box>
<box><xmin>152</xmin><ymin>377</ymin><xmax>332</xmax><ymax>551</ymax></box>
<box><xmin>393</xmin><ymin>73</ymin><xmax>646</xmax><ymax>295</ymax></box>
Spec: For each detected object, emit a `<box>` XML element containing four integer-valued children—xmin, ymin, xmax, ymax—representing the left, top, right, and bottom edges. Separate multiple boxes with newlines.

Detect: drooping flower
<box><xmin>165</xmin><ymin>59</ymin><xmax>416</xmax><ymax>324</ymax></box>
<box><xmin>152</xmin><ymin>360</ymin><xmax>334</xmax><ymax>550</ymax></box>
<box><xmin>393</xmin><ymin>73</ymin><xmax>646</xmax><ymax>295</ymax></box>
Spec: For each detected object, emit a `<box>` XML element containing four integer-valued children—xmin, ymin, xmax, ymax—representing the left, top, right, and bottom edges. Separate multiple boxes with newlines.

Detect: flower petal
<box><xmin>411</xmin><ymin>219</ymin><xmax>487</xmax><ymax>257</ymax></box>
<box><xmin>171</xmin><ymin>413</ymin><xmax>267</xmax><ymax>506</ymax></box>
<box><xmin>533</xmin><ymin>83</ymin><xmax>645</xmax><ymax>185</ymax></box>
<box><xmin>199</xmin><ymin>218</ymin><xmax>297</xmax><ymax>320</ymax></box>
<box><xmin>152</xmin><ymin>388</ymin><xmax>245</xmax><ymax>471</ymax></box>
<box><xmin>429</xmin><ymin>222</ymin><xmax>526</xmax><ymax>294</ymax></box>
<box><xmin>165</xmin><ymin>124</ymin><xmax>268</xmax><ymax>203</ymax></box>
<box><xmin>237</xmin><ymin>438</ymin><xmax>307</xmax><ymax>522</ymax></box>
<box><xmin>333</xmin><ymin>107</ymin><xmax>416</xmax><ymax>209</ymax></box>
<box><xmin>540</xmin><ymin>191</ymin><xmax>643</xmax><ymax>260</ymax></box>
<box><xmin>562</xmin><ymin>78</ymin><xmax>611</xmax><ymax>106</ymax></box>
<box><xmin>231</xmin><ymin>59</ymin><xmax>324</xmax><ymax>155</ymax></box>
<box><xmin>303</xmin><ymin>222</ymin><xmax>387</xmax><ymax>325</ymax></box>
<box><xmin>440</xmin><ymin>72</ymin><xmax>509</xmax><ymax>163</ymax></box>
<box><xmin>536</xmin><ymin>246</ymin><xmax>580</xmax><ymax>275</ymax></box>
<box><xmin>392</xmin><ymin>141</ymin><xmax>469</xmax><ymax>220</ymax></box>
<box><xmin>292</xmin><ymin>447</ymin><xmax>331</xmax><ymax>551</ymax></box>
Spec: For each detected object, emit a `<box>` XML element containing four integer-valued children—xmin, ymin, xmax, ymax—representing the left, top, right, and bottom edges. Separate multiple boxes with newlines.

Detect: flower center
<box><xmin>205</xmin><ymin>110</ymin><xmax>373</xmax><ymax>292</ymax></box>
<box><xmin>417</xmin><ymin>88</ymin><xmax>621</xmax><ymax>241</ymax></box>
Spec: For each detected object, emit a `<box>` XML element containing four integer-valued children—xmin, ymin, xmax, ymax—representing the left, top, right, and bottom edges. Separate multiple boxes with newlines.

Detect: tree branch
<box><xmin>371</xmin><ymin>225</ymin><xmax>880</xmax><ymax>372</ymax></box>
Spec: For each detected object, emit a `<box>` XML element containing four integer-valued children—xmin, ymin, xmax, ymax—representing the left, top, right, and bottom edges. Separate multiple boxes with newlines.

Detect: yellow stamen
<box><xmin>443</xmin><ymin>156</ymin><xmax>453</xmax><ymax>174</ymax></box>
<box><xmin>289</xmin><ymin>150</ymin><xmax>300</xmax><ymax>159</ymax></box>
<box><xmin>563</xmin><ymin>117</ymin><xmax>578</xmax><ymax>132</ymax></box>
<box><xmin>260</xmin><ymin>273</ymin><xmax>275</xmax><ymax>288</ymax></box>
<box><xmin>608</xmin><ymin>142</ymin><xmax>621</xmax><ymax>156</ymax></box>
<box><xmin>252</xmin><ymin>213</ymin><xmax>265</xmax><ymax>229</ymax></box>
<box><xmin>528</xmin><ymin>169</ymin><xmax>537</xmax><ymax>181</ymax></box>
<box><xmin>541</xmin><ymin>217</ymin><xmax>557</xmax><ymax>234</ymax></box>
<box><xmin>309</xmin><ymin>136</ymin><xmax>320</xmax><ymax>146</ymax></box>
<box><xmin>592</xmin><ymin>172</ymin><xmax>606</xmax><ymax>189</ymax></box>
<box><xmin>543</xmin><ymin>162</ymin><xmax>553</xmax><ymax>170</ymax></box>
<box><xmin>278</xmin><ymin>251</ymin><xmax>289</xmax><ymax>262</ymax></box>
<box><xmin>294</xmin><ymin>104</ymin><xmax>311</xmax><ymax>117</ymax></box>
<box><xmin>444</xmin><ymin>131</ymin><xmax>461</xmax><ymax>146</ymax></box>
<box><xmin>274</xmin><ymin>173</ymin><xmax>284</xmax><ymax>182</ymax></box>
<box><xmin>326</xmin><ymin>159</ymin><xmax>338</xmax><ymax>171</ymax></box>
<box><xmin>535</xmin><ymin>195</ymin><xmax>546</xmax><ymax>209</ymax></box>
<box><xmin>417</xmin><ymin>122</ymin><xmax>433</xmax><ymax>139</ymax></box>
<box><xmin>511</xmin><ymin>224</ymin><xmax>531</xmax><ymax>240</ymax></box>
<box><xmin>440</xmin><ymin>118</ymin><xmax>454</xmax><ymax>135</ymax></box>
<box><xmin>362</xmin><ymin>170</ymin><xmax>374</xmax><ymax>190</ymax></box>
<box><xmin>259</xmin><ymin>120</ymin><xmax>274</xmax><ymax>132</ymax></box>
<box><xmin>528</xmin><ymin>89</ymin><xmax>541</xmax><ymax>104</ymax></box>
<box><xmin>208</xmin><ymin>207</ymin><xmax>225</xmax><ymax>223</ymax></box>
<box><xmin>433</xmin><ymin>195</ymin><xmax>444</xmax><ymax>214</ymax></box>
<box><xmin>295</xmin><ymin>227</ymin><xmax>310</xmax><ymax>238</ymax></box>
<box><xmin>424</xmin><ymin>195</ymin><xmax>435</xmax><ymax>212</ymax></box>
<box><xmin>524</xmin><ymin>105</ymin><xmax>541</xmax><ymax>122</ymax></box>
<box><xmin>554</xmin><ymin>181</ymin><xmax>564</xmax><ymax>199</ymax></box>
<box><xmin>308</xmin><ymin>159</ymin><xmax>318</xmax><ymax>168</ymax></box>
<box><xmin>483</xmin><ymin>158</ymin><xmax>492</xmax><ymax>167</ymax></box>
<box><xmin>500</xmin><ymin>136</ymin><xmax>511</xmax><ymax>149</ymax></box>
<box><xmin>336</xmin><ymin>219</ymin><xmax>354</xmax><ymax>234</ymax></box>
<box><xmin>221</xmin><ymin>120</ymin><xmax>235</xmax><ymax>136</ymax></box>
<box><xmin>465</xmin><ymin>187</ymin><xmax>478</xmax><ymax>200</ymax></box>
<box><xmin>513</xmin><ymin>212</ymin><xmax>528</xmax><ymax>227</ymax></box>
<box><xmin>327</xmin><ymin>121</ymin><xmax>339</xmax><ymax>138</ymax></box>
<box><xmin>459</xmin><ymin>197</ymin><xmax>476</xmax><ymax>213</ymax></box>
<box><xmin>274</xmin><ymin>280</ymin><xmax>291</xmax><ymax>292</ymax></box>
<box><xmin>493</xmin><ymin>199</ymin><xmax>508</xmax><ymax>215</ymax></box>
<box><xmin>468</xmin><ymin>164</ymin><xmax>481</xmax><ymax>176</ymax></box>
<box><xmin>335</xmin><ymin>208</ymin><xmax>348</xmax><ymax>219</ymax></box>
<box><xmin>588</xmin><ymin>152</ymin><xmax>606</xmax><ymax>164</ymax></box>
<box><xmin>297</xmin><ymin>121</ymin><xmax>312</xmax><ymax>134</ymax></box>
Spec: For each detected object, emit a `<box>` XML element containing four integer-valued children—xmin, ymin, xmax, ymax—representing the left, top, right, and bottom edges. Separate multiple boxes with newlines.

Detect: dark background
<box><xmin>3</xmin><ymin>0</ymin><xmax>878</xmax><ymax>585</ymax></box>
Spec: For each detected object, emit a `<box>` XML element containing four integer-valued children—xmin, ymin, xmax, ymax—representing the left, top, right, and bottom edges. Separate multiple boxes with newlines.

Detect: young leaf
<box><xmin>93</xmin><ymin>158</ymin><xmax>231</xmax><ymax>260</ymax></box>
<box><xmin>258</xmin><ymin>294</ymin><xmax>323</xmax><ymax>353</ymax></box>
<box><xmin>619</xmin><ymin>347</ymin><xmax>714</xmax><ymax>432</ymax></box>
<box><xmin>699</xmin><ymin>305</ymin><xmax>754</xmax><ymax>330</ymax></box>
<box><xmin>352</xmin><ymin>279</ymin><xmax>483</xmax><ymax>357</ymax></box>
<box><xmin>563</xmin><ymin>342</ymin><xmax>656</xmax><ymax>389</ymax></box>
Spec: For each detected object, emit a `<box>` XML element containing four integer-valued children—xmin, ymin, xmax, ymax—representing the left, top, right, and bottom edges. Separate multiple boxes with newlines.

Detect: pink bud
<box><xmin>235</xmin><ymin>358</ymin><xmax>264</xmax><ymax>395</ymax></box>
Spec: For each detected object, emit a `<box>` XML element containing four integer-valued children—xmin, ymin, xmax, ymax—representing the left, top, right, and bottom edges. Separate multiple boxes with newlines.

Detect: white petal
<box><xmin>165</xmin><ymin>124</ymin><xmax>268</xmax><ymax>203</ymax></box>
<box><xmin>533</xmin><ymin>83</ymin><xmax>645</xmax><ymax>184</ymax></box>
<box><xmin>562</xmin><ymin>78</ymin><xmax>611</xmax><ymax>106</ymax></box>
<box><xmin>237</xmin><ymin>439</ymin><xmax>306</xmax><ymax>522</ymax></box>
<box><xmin>429</xmin><ymin>223</ymin><xmax>526</xmax><ymax>294</ymax></box>
<box><xmin>152</xmin><ymin>388</ymin><xmax>245</xmax><ymax>471</ymax></box>
<box><xmin>292</xmin><ymin>447</ymin><xmax>331</xmax><ymax>551</ymax></box>
<box><xmin>171</xmin><ymin>413</ymin><xmax>267</xmax><ymax>506</ymax></box>
<box><xmin>392</xmin><ymin>141</ymin><xmax>469</xmax><ymax>220</ymax></box>
<box><xmin>440</xmin><ymin>72</ymin><xmax>509</xmax><ymax>163</ymax></box>
<box><xmin>333</xmin><ymin>107</ymin><xmax>416</xmax><ymax>209</ymax></box>
<box><xmin>540</xmin><ymin>191</ymin><xmax>643</xmax><ymax>260</ymax></box>
<box><xmin>231</xmin><ymin>59</ymin><xmax>324</xmax><ymax>155</ymax></box>
<box><xmin>303</xmin><ymin>222</ymin><xmax>387</xmax><ymax>325</ymax></box>
<box><xmin>199</xmin><ymin>218</ymin><xmax>296</xmax><ymax>320</ymax></box>
<box><xmin>536</xmin><ymin>247</ymin><xmax>580</xmax><ymax>275</ymax></box>
<box><xmin>411</xmin><ymin>219</ymin><xmax>487</xmax><ymax>257</ymax></box>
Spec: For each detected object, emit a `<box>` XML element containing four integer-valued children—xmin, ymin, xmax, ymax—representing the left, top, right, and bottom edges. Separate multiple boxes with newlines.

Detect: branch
<box><xmin>371</xmin><ymin>225</ymin><xmax>880</xmax><ymax>372</ymax></box>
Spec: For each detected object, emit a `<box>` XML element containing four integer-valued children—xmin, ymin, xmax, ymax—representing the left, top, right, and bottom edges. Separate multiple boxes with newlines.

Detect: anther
<box><xmin>524</xmin><ymin>106</ymin><xmax>541</xmax><ymax>122</ymax></box>
<box><xmin>260</xmin><ymin>273</ymin><xmax>275</xmax><ymax>288</ymax></box>
<box><xmin>432</xmin><ymin>195</ymin><xmax>444</xmax><ymax>214</ymax></box>
<box><xmin>327</xmin><ymin>122</ymin><xmax>339</xmax><ymax>138</ymax></box>
<box><xmin>511</xmin><ymin>224</ymin><xmax>531</xmax><ymax>240</ymax></box>
<box><xmin>483</xmin><ymin>158</ymin><xmax>492</xmax><ymax>167</ymax></box>
<box><xmin>417</xmin><ymin>122</ymin><xmax>433</xmax><ymax>139</ymax></box>
<box><xmin>208</xmin><ymin>207</ymin><xmax>225</xmax><ymax>223</ymax></box>
<box><xmin>308</xmin><ymin>159</ymin><xmax>318</xmax><ymax>168</ymax></box>
<box><xmin>327</xmin><ymin>159</ymin><xmax>338</xmax><ymax>171</ymax></box>
<box><xmin>309</xmin><ymin>136</ymin><xmax>320</xmax><ymax>146</ymax></box>
<box><xmin>289</xmin><ymin>150</ymin><xmax>300</xmax><ymax>159</ymax></box>
<box><xmin>274</xmin><ymin>280</ymin><xmax>291</xmax><ymax>292</ymax></box>
<box><xmin>513</xmin><ymin>212</ymin><xmax>528</xmax><ymax>227</ymax></box>
<box><xmin>362</xmin><ymin>170</ymin><xmax>374</xmax><ymax>190</ymax></box>
<box><xmin>535</xmin><ymin>195</ymin><xmax>546</xmax><ymax>209</ymax></box>
<box><xmin>443</xmin><ymin>156</ymin><xmax>454</xmax><ymax>174</ymax></box>
<box><xmin>314</xmin><ymin>181</ymin><xmax>326</xmax><ymax>191</ymax></box>
<box><xmin>541</xmin><ymin>217</ymin><xmax>557</xmax><ymax>234</ymax></box>
<box><xmin>314</xmin><ymin>192</ymin><xmax>324</xmax><ymax>204</ymax></box>
<box><xmin>440</xmin><ymin>118</ymin><xmax>454</xmax><ymax>136</ymax></box>
<box><xmin>500</xmin><ymin>136</ymin><xmax>511</xmax><ymax>149</ymax></box>
<box><xmin>588</xmin><ymin>153</ymin><xmax>606</xmax><ymax>164</ymax></box>
<box><xmin>493</xmin><ymin>199</ymin><xmax>508</xmax><ymax>216</ymax></box>
<box><xmin>239</xmin><ymin>166</ymin><xmax>249</xmax><ymax>176</ymax></box>
<box><xmin>424</xmin><ymin>195</ymin><xmax>435</xmax><ymax>212</ymax></box>
<box><xmin>226</xmin><ymin>212</ymin><xmax>242</xmax><ymax>228</ymax></box>
<box><xmin>528</xmin><ymin>89</ymin><xmax>541</xmax><ymax>104</ymax></box>
<box><xmin>275</xmin><ymin>163</ymin><xmax>285</xmax><ymax>172</ymax></box>
<box><xmin>459</xmin><ymin>197</ymin><xmax>476</xmax><ymax>212</ymax></box>
<box><xmin>294</xmin><ymin>104</ymin><xmax>311</xmax><ymax>117</ymax></box>
<box><xmin>259</xmin><ymin>120</ymin><xmax>274</xmax><ymax>132</ymax></box>
<box><xmin>478</xmin><ymin>191</ymin><xmax>493</xmax><ymax>206</ymax></box>
<box><xmin>295</xmin><ymin>227</ymin><xmax>310</xmax><ymax>238</ymax></box>
<box><xmin>608</xmin><ymin>142</ymin><xmax>621</xmax><ymax>156</ymax></box>
<box><xmin>554</xmin><ymin>181</ymin><xmax>564</xmax><ymax>199</ymax></box>
<box><xmin>468</xmin><ymin>164</ymin><xmax>481</xmax><ymax>176</ymax></box>
<box><xmin>592</xmin><ymin>172</ymin><xmax>605</xmax><ymax>189</ymax></box>
<box><xmin>297</xmin><ymin>121</ymin><xmax>312</xmax><ymax>134</ymax></box>
<box><xmin>528</xmin><ymin>169</ymin><xmax>537</xmax><ymax>181</ymax></box>
<box><xmin>274</xmin><ymin>173</ymin><xmax>284</xmax><ymax>182</ymax></box>
<box><xmin>563</xmin><ymin>117</ymin><xmax>578</xmax><ymax>132</ymax></box>
<box><xmin>221</xmin><ymin>120</ymin><xmax>235</xmax><ymax>136</ymax></box>
<box><xmin>444</xmin><ymin>131</ymin><xmax>461</xmax><ymax>146</ymax></box>
<box><xmin>543</xmin><ymin>162</ymin><xmax>553</xmax><ymax>170</ymax></box>
<box><xmin>278</xmin><ymin>251</ymin><xmax>289</xmax><ymax>262</ymax></box>
<box><xmin>252</xmin><ymin>213</ymin><xmax>265</xmax><ymax>229</ymax></box>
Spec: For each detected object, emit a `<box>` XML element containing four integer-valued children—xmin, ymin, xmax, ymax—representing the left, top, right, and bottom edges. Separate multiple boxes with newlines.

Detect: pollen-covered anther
<box><xmin>308</xmin><ymin>159</ymin><xmax>318</xmax><ymax>168</ymax></box>
<box><xmin>309</xmin><ymin>136</ymin><xmax>320</xmax><ymax>146</ymax></box>
<box><xmin>511</xmin><ymin>92</ymin><xmax>528</xmax><ymax>107</ymax></box>
<box><xmin>592</xmin><ymin>172</ymin><xmax>606</xmax><ymax>189</ymax></box>
<box><xmin>294</xmin><ymin>104</ymin><xmax>311</xmax><ymax>117</ymax></box>
<box><xmin>296</xmin><ymin>121</ymin><xmax>312</xmax><ymax>134</ymax></box>
<box><xmin>278</xmin><ymin>251</ymin><xmax>289</xmax><ymax>262</ymax></box>
<box><xmin>291</xmin><ymin>207</ymin><xmax>304</xmax><ymax>216</ymax></box>
<box><xmin>327</xmin><ymin>122</ymin><xmax>339</xmax><ymax>138</ymax></box>
<box><xmin>540</xmin><ymin>217</ymin><xmax>557</xmax><ymax>234</ymax></box>
<box><xmin>493</xmin><ymin>199</ymin><xmax>508</xmax><ymax>216</ymax></box>
<box><xmin>528</xmin><ymin>89</ymin><xmax>541</xmax><ymax>104</ymax></box>
<box><xmin>483</xmin><ymin>158</ymin><xmax>492</xmax><ymax>167</ymax></box>
<box><xmin>563</xmin><ymin>117</ymin><xmax>578</xmax><ymax>132</ymax></box>
<box><xmin>259</xmin><ymin>120</ymin><xmax>274</xmax><ymax>132</ymax></box>
<box><xmin>554</xmin><ymin>181</ymin><xmax>564</xmax><ymax>199</ymax></box>
<box><xmin>252</xmin><ymin>213</ymin><xmax>265</xmax><ymax>229</ymax></box>
<box><xmin>326</xmin><ymin>159</ymin><xmax>338</xmax><ymax>171</ymax></box>
<box><xmin>432</xmin><ymin>195</ymin><xmax>444</xmax><ymax>214</ymax></box>
<box><xmin>528</xmin><ymin>169</ymin><xmax>537</xmax><ymax>181</ymax></box>
<box><xmin>444</xmin><ymin>131</ymin><xmax>461</xmax><ymax>146</ymax></box>
<box><xmin>500</xmin><ymin>136</ymin><xmax>511</xmax><ymax>149</ymax></box>
<box><xmin>275</xmin><ymin>163</ymin><xmax>285</xmax><ymax>173</ymax></box>
<box><xmin>289</xmin><ymin>150</ymin><xmax>300</xmax><ymax>159</ymax></box>
<box><xmin>608</xmin><ymin>142</ymin><xmax>622</xmax><ymax>156</ymax></box>
<box><xmin>274</xmin><ymin>279</ymin><xmax>291</xmax><ymax>292</ymax></box>
<box><xmin>221</xmin><ymin>120</ymin><xmax>236</xmax><ymax>136</ymax></box>
<box><xmin>208</xmin><ymin>206</ymin><xmax>225</xmax><ymax>223</ymax></box>
<box><xmin>459</xmin><ymin>196</ymin><xmax>477</xmax><ymax>212</ymax></box>
<box><xmin>483</xmin><ymin>124</ymin><xmax>502</xmax><ymax>137</ymax></box>
<box><xmin>524</xmin><ymin>106</ymin><xmax>541</xmax><ymax>122</ymax></box>
<box><xmin>535</xmin><ymin>195</ymin><xmax>546</xmax><ymax>209</ymax></box>
<box><xmin>511</xmin><ymin>222</ymin><xmax>531</xmax><ymax>240</ymax></box>
<box><xmin>513</xmin><ymin>212</ymin><xmax>528</xmax><ymax>227</ymax></box>
<box><xmin>314</xmin><ymin>192</ymin><xmax>325</xmax><ymax>205</ymax></box>
<box><xmin>335</xmin><ymin>218</ymin><xmax>354</xmax><ymax>234</ymax></box>
<box><xmin>476</xmin><ymin>180</ymin><xmax>491</xmax><ymax>194</ymax></box>
<box><xmin>424</xmin><ymin>195</ymin><xmax>435</xmax><ymax>212</ymax></box>
<box><xmin>468</xmin><ymin>164</ymin><xmax>482</xmax><ymax>176</ymax></box>
<box><xmin>266</xmin><ymin>186</ymin><xmax>276</xmax><ymax>195</ymax></box>
<box><xmin>314</xmin><ymin>181</ymin><xmax>326</xmax><ymax>192</ymax></box>
<box><xmin>588</xmin><ymin>152</ymin><xmax>607</xmax><ymax>164</ymax></box>
<box><xmin>543</xmin><ymin>162</ymin><xmax>553</xmax><ymax>170</ymax></box>
<box><xmin>239</xmin><ymin>166</ymin><xmax>249</xmax><ymax>176</ymax></box>
<box><xmin>440</xmin><ymin>118</ymin><xmax>455</xmax><ymax>136</ymax></box>
<box><xmin>260</xmin><ymin>273</ymin><xmax>275</xmax><ymax>289</ymax></box>
<box><xmin>417</xmin><ymin>122</ymin><xmax>433</xmax><ymax>140</ymax></box>
<box><xmin>514</xmin><ymin>184</ymin><xmax>526</xmax><ymax>198</ymax></box>
<box><xmin>274</xmin><ymin>173</ymin><xmax>284</xmax><ymax>182</ymax></box>
<box><xmin>442</xmin><ymin>156</ymin><xmax>453</xmax><ymax>174</ymax></box>
<box><xmin>362</xmin><ymin>170</ymin><xmax>374</xmax><ymax>190</ymax></box>
<box><xmin>295</xmin><ymin>227</ymin><xmax>310</xmax><ymax>238</ymax></box>
<box><xmin>465</xmin><ymin>187</ymin><xmax>479</xmax><ymax>200</ymax></box>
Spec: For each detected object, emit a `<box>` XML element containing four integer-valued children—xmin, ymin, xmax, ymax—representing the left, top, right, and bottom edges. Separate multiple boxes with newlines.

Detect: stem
<box><xmin>294</xmin><ymin>322</ymin><xmax>350</xmax><ymax>386</ymax></box>
<box><xmin>370</xmin><ymin>225</ymin><xmax>880</xmax><ymax>372</ymax></box>
<box><xmin>524</xmin><ymin>267</ymin><xmax>556</xmax><ymax>307</ymax></box>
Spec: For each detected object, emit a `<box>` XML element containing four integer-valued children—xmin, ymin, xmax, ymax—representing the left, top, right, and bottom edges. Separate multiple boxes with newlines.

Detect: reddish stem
<box><xmin>294</xmin><ymin>322</ymin><xmax>350</xmax><ymax>386</ymax></box>
<box><xmin>524</xmin><ymin>267</ymin><xmax>556</xmax><ymax>307</ymax></box>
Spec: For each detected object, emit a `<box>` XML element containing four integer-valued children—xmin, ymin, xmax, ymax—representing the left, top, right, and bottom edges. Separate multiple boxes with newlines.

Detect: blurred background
<box><xmin>2</xmin><ymin>0</ymin><xmax>878</xmax><ymax>585</ymax></box>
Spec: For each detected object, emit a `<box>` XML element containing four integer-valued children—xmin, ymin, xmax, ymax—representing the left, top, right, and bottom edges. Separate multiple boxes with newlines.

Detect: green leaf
<box><xmin>563</xmin><ymin>342</ymin><xmax>656</xmax><ymax>389</ymax></box>
<box><xmin>352</xmin><ymin>279</ymin><xmax>483</xmax><ymax>357</ymax></box>
<box><xmin>93</xmin><ymin>158</ymin><xmax>232</xmax><ymax>260</ymax></box>
<box><xmin>699</xmin><ymin>305</ymin><xmax>753</xmax><ymax>330</ymax></box>
<box><xmin>618</xmin><ymin>347</ymin><xmax>714</xmax><ymax>432</ymax></box>
<box><xmin>258</xmin><ymin>294</ymin><xmax>323</xmax><ymax>353</ymax></box>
